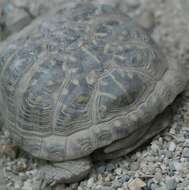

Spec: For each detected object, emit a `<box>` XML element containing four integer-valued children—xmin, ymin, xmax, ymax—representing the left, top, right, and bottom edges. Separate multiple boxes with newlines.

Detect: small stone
<box><xmin>169</xmin><ymin>128</ymin><xmax>176</xmax><ymax>135</ymax></box>
<box><xmin>168</xmin><ymin>162</ymin><xmax>176</xmax><ymax>174</ymax></box>
<box><xmin>147</xmin><ymin>179</ymin><xmax>155</xmax><ymax>188</ymax></box>
<box><xmin>168</xmin><ymin>142</ymin><xmax>176</xmax><ymax>152</ymax></box>
<box><xmin>151</xmin><ymin>142</ymin><xmax>160</xmax><ymax>155</ymax></box>
<box><xmin>166</xmin><ymin>151</ymin><xmax>173</xmax><ymax>159</ymax></box>
<box><xmin>54</xmin><ymin>184</ymin><xmax>66</xmax><ymax>190</ymax></box>
<box><xmin>106</xmin><ymin>163</ymin><xmax>115</xmax><ymax>172</ymax></box>
<box><xmin>130</xmin><ymin>162</ymin><xmax>139</xmax><ymax>171</ymax></box>
<box><xmin>182</xmin><ymin>148</ymin><xmax>189</xmax><ymax>158</ymax></box>
<box><xmin>14</xmin><ymin>181</ymin><xmax>23</xmax><ymax>190</ymax></box>
<box><xmin>154</xmin><ymin>172</ymin><xmax>163</xmax><ymax>184</ymax></box>
<box><xmin>102</xmin><ymin>187</ymin><xmax>114</xmax><ymax>190</ymax></box>
<box><xmin>22</xmin><ymin>180</ymin><xmax>33</xmax><ymax>190</ymax></box>
<box><xmin>183</xmin><ymin>139</ymin><xmax>189</xmax><ymax>147</ymax></box>
<box><xmin>104</xmin><ymin>173</ymin><xmax>113</xmax><ymax>182</ymax></box>
<box><xmin>128</xmin><ymin>178</ymin><xmax>146</xmax><ymax>190</ymax></box>
<box><xmin>173</xmin><ymin>162</ymin><xmax>182</xmax><ymax>171</ymax></box>
<box><xmin>0</xmin><ymin>144</ymin><xmax>17</xmax><ymax>158</ymax></box>
<box><xmin>157</xmin><ymin>184</ymin><xmax>168</xmax><ymax>190</ymax></box>
<box><xmin>165</xmin><ymin>177</ymin><xmax>177</xmax><ymax>190</ymax></box>
<box><xmin>70</xmin><ymin>183</ymin><xmax>79</xmax><ymax>190</ymax></box>
<box><xmin>111</xmin><ymin>180</ymin><xmax>122</xmax><ymax>189</ymax></box>
<box><xmin>115</xmin><ymin>168</ymin><xmax>123</xmax><ymax>175</ymax></box>
<box><xmin>118</xmin><ymin>175</ymin><xmax>130</xmax><ymax>183</ymax></box>
<box><xmin>96</xmin><ymin>165</ymin><xmax>106</xmax><ymax>174</ymax></box>
<box><xmin>16</xmin><ymin>160</ymin><xmax>28</xmax><ymax>173</ymax></box>
<box><xmin>97</xmin><ymin>174</ymin><xmax>103</xmax><ymax>182</ymax></box>
<box><xmin>123</xmin><ymin>182</ymin><xmax>128</xmax><ymax>188</ymax></box>
<box><xmin>87</xmin><ymin>177</ymin><xmax>94</xmax><ymax>188</ymax></box>
<box><xmin>151</xmin><ymin>183</ymin><xmax>160</xmax><ymax>190</ymax></box>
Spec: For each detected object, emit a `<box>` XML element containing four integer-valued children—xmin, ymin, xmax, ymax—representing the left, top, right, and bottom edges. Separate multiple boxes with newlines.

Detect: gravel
<box><xmin>0</xmin><ymin>0</ymin><xmax>189</xmax><ymax>190</ymax></box>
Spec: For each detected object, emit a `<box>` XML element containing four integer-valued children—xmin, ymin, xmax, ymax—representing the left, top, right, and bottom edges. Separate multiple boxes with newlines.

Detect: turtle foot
<box><xmin>40</xmin><ymin>157</ymin><xmax>92</xmax><ymax>185</ymax></box>
<box><xmin>93</xmin><ymin>106</ymin><xmax>172</xmax><ymax>160</ymax></box>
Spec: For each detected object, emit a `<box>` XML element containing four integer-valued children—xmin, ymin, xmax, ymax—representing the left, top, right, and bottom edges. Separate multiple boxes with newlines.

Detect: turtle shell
<box><xmin>0</xmin><ymin>2</ymin><xmax>186</xmax><ymax>161</ymax></box>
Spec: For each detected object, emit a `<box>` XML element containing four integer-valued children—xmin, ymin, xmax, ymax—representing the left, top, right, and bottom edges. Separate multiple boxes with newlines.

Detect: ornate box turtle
<box><xmin>0</xmin><ymin>1</ymin><xmax>187</xmax><ymax>183</ymax></box>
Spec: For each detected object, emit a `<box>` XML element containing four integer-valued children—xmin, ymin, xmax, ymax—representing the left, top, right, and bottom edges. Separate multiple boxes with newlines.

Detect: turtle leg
<box><xmin>93</xmin><ymin>106</ymin><xmax>172</xmax><ymax>160</ymax></box>
<box><xmin>39</xmin><ymin>157</ymin><xmax>92</xmax><ymax>185</ymax></box>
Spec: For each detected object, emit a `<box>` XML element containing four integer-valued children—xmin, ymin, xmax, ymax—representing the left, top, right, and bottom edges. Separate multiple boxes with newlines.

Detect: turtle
<box><xmin>0</xmin><ymin>1</ymin><xmax>188</xmax><ymax>184</ymax></box>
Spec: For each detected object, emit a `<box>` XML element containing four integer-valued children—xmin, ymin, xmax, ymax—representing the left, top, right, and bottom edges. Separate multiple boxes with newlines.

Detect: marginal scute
<box><xmin>112</xmin><ymin>119</ymin><xmax>129</xmax><ymax>139</ymax></box>
<box><xmin>77</xmin><ymin>136</ymin><xmax>93</xmax><ymax>155</ymax></box>
<box><xmin>22</xmin><ymin>136</ymin><xmax>42</xmax><ymax>158</ymax></box>
<box><xmin>17</xmin><ymin>85</ymin><xmax>53</xmax><ymax>131</ymax></box>
<box><xmin>46</xmin><ymin>144</ymin><xmax>65</xmax><ymax>161</ymax></box>
<box><xmin>0</xmin><ymin>41</ymin><xmax>43</xmax><ymax>131</ymax></box>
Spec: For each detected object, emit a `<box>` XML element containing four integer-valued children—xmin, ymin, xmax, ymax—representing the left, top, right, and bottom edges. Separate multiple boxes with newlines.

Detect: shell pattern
<box><xmin>0</xmin><ymin>3</ymin><xmax>185</xmax><ymax>161</ymax></box>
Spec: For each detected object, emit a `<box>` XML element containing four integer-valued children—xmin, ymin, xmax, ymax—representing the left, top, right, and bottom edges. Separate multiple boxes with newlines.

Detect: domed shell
<box><xmin>0</xmin><ymin>2</ymin><xmax>186</xmax><ymax>161</ymax></box>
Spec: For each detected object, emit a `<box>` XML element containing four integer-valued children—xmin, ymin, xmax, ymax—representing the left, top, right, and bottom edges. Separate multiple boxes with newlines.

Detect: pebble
<box><xmin>182</xmin><ymin>148</ymin><xmax>189</xmax><ymax>158</ymax></box>
<box><xmin>118</xmin><ymin>175</ymin><xmax>130</xmax><ymax>183</ymax></box>
<box><xmin>168</xmin><ymin>142</ymin><xmax>177</xmax><ymax>152</ymax></box>
<box><xmin>154</xmin><ymin>172</ymin><xmax>163</xmax><ymax>184</ymax></box>
<box><xmin>111</xmin><ymin>180</ymin><xmax>122</xmax><ymax>189</ymax></box>
<box><xmin>165</xmin><ymin>177</ymin><xmax>177</xmax><ymax>190</ymax></box>
<box><xmin>151</xmin><ymin>142</ymin><xmax>160</xmax><ymax>155</ymax></box>
<box><xmin>96</xmin><ymin>165</ymin><xmax>106</xmax><ymax>174</ymax></box>
<box><xmin>54</xmin><ymin>184</ymin><xmax>66</xmax><ymax>190</ymax></box>
<box><xmin>157</xmin><ymin>184</ymin><xmax>168</xmax><ymax>190</ymax></box>
<box><xmin>166</xmin><ymin>151</ymin><xmax>173</xmax><ymax>159</ymax></box>
<box><xmin>22</xmin><ymin>180</ymin><xmax>33</xmax><ymax>190</ymax></box>
<box><xmin>16</xmin><ymin>160</ymin><xmax>28</xmax><ymax>173</ymax></box>
<box><xmin>173</xmin><ymin>162</ymin><xmax>182</xmax><ymax>171</ymax></box>
<box><xmin>115</xmin><ymin>168</ymin><xmax>123</xmax><ymax>175</ymax></box>
<box><xmin>0</xmin><ymin>144</ymin><xmax>17</xmax><ymax>159</ymax></box>
<box><xmin>102</xmin><ymin>187</ymin><xmax>114</xmax><ymax>190</ymax></box>
<box><xmin>106</xmin><ymin>163</ymin><xmax>115</xmax><ymax>172</ymax></box>
<box><xmin>150</xmin><ymin>183</ymin><xmax>160</xmax><ymax>190</ymax></box>
<box><xmin>168</xmin><ymin>162</ymin><xmax>176</xmax><ymax>175</ymax></box>
<box><xmin>127</xmin><ymin>178</ymin><xmax>146</xmax><ymax>190</ymax></box>
<box><xmin>87</xmin><ymin>177</ymin><xmax>95</xmax><ymax>188</ymax></box>
<box><xmin>104</xmin><ymin>173</ymin><xmax>113</xmax><ymax>182</ymax></box>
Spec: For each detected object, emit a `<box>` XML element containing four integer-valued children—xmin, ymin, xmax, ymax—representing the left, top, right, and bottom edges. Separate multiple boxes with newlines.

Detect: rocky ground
<box><xmin>0</xmin><ymin>0</ymin><xmax>189</xmax><ymax>189</ymax></box>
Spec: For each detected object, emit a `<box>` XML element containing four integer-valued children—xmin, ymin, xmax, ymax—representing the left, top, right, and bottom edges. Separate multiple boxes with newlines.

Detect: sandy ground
<box><xmin>0</xmin><ymin>0</ymin><xmax>189</xmax><ymax>189</ymax></box>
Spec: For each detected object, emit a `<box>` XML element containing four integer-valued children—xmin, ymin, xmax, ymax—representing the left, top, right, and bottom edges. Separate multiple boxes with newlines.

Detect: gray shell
<box><xmin>0</xmin><ymin>2</ymin><xmax>186</xmax><ymax>161</ymax></box>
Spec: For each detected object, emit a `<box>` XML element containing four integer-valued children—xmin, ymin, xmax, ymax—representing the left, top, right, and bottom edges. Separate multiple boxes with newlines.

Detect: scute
<box><xmin>55</xmin><ymin>80</ymin><xmax>92</xmax><ymax>134</ymax></box>
<box><xmin>95</xmin><ymin>69</ymin><xmax>151</xmax><ymax>122</ymax></box>
<box><xmin>17</xmin><ymin>55</ymin><xmax>66</xmax><ymax>133</ymax></box>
